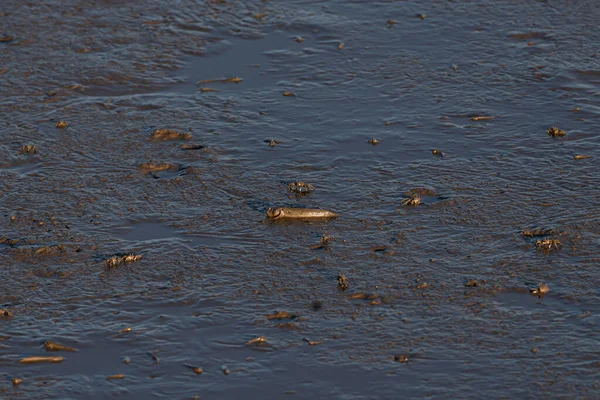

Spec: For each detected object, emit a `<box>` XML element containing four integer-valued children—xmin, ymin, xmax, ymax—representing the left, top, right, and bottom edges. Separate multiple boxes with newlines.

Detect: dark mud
<box><xmin>1</xmin><ymin>0</ymin><xmax>600</xmax><ymax>398</ymax></box>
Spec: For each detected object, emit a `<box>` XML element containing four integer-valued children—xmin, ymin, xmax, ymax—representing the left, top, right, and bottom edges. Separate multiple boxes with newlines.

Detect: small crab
<box><xmin>337</xmin><ymin>274</ymin><xmax>349</xmax><ymax>291</ymax></box>
<box><xmin>287</xmin><ymin>181</ymin><xmax>315</xmax><ymax>194</ymax></box>
<box><xmin>104</xmin><ymin>253</ymin><xmax>142</xmax><ymax>268</ymax></box>
<box><xmin>311</xmin><ymin>234</ymin><xmax>334</xmax><ymax>250</ymax></box>
<box><xmin>528</xmin><ymin>282</ymin><xmax>550</xmax><ymax>297</ymax></box>
<box><xmin>401</xmin><ymin>195</ymin><xmax>422</xmax><ymax>206</ymax></box>
<box><xmin>21</xmin><ymin>145</ymin><xmax>38</xmax><ymax>154</ymax></box>
<box><xmin>535</xmin><ymin>238</ymin><xmax>562</xmax><ymax>252</ymax></box>
<box><xmin>547</xmin><ymin>126</ymin><xmax>566</xmax><ymax>137</ymax></box>
<box><xmin>264</xmin><ymin>139</ymin><xmax>283</xmax><ymax>147</ymax></box>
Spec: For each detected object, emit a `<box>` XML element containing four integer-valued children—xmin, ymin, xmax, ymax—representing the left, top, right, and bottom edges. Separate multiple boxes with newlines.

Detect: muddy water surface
<box><xmin>1</xmin><ymin>0</ymin><xmax>600</xmax><ymax>398</ymax></box>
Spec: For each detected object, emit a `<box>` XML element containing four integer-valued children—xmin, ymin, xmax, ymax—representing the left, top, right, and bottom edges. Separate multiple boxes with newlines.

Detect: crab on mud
<box><xmin>535</xmin><ymin>238</ymin><xmax>562</xmax><ymax>252</ymax></box>
<box><xmin>287</xmin><ymin>181</ymin><xmax>315</xmax><ymax>194</ymax></box>
<box><xmin>401</xmin><ymin>195</ymin><xmax>422</xmax><ymax>206</ymax></box>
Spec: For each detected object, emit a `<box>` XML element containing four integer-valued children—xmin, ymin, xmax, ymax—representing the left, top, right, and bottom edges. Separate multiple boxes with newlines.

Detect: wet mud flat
<box><xmin>1</xmin><ymin>0</ymin><xmax>600</xmax><ymax>398</ymax></box>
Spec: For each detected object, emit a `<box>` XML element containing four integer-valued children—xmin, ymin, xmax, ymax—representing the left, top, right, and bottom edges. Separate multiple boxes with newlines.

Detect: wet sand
<box><xmin>1</xmin><ymin>0</ymin><xmax>600</xmax><ymax>398</ymax></box>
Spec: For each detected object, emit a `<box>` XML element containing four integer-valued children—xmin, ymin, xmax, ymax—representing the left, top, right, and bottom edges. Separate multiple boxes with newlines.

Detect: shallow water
<box><xmin>1</xmin><ymin>0</ymin><xmax>600</xmax><ymax>398</ymax></box>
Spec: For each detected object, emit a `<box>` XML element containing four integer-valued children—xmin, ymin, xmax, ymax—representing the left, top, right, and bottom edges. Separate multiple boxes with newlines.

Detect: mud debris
<box><xmin>417</xmin><ymin>14</ymin><xmax>426</xmax><ymax>20</ymax></box>
<box><xmin>573</xmin><ymin>154</ymin><xmax>591</xmax><ymax>160</ymax></box>
<box><xmin>34</xmin><ymin>244</ymin><xmax>66</xmax><ymax>257</ymax></box>
<box><xmin>431</xmin><ymin>149</ymin><xmax>444</xmax><ymax>157</ymax></box>
<box><xmin>337</xmin><ymin>274</ymin><xmax>349</xmax><ymax>291</ymax></box>
<box><xmin>465</xmin><ymin>280</ymin><xmax>481</xmax><ymax>287</ymax></box>
<box><xmin>12</xmin><ymin>378</ymin><xmax>23</xmax><ymax>386</ymax></box>
<box><xmin>122</xmin><ymin>357</ymin><xmax>131</xmax><ymax>364</ymax></box>
<box><xmin>180</xmin><ymin>144</ymin><xmax>204</xmax><ymax>150</ymax></box>
<box><xmin>44</xmin><ymin>340</ymin><xmax>77</xmax><ymax>352</ymax></box>
<box><xmin>106</xmin><ymin>374</ymin><xmax>125</xmax><ymax>380</ymax></box>
<box><xmin>522</xmin><ymin>228</ymin><xmax>555</xmax><ymax>238</ymax></box>
<box><xmin>0</xmin><ymin>34</ymin><xmax>14</xmax><ymax>43</ymax></box>
<box><xmin>303</xmin><ymin>338</ymin><xmax>323</xmax><ymax>346</ymax></box>
<box><xmin>348</xmin><ymin>293</ymin><xmax>379</xmax><ymax>301</ymax></box>
<box><xmin>104</xmin><ymin>254</ymin><xmax>142</xmax><ymax>268</ymax></box>
<box><xmin>535</xmin><ymin>239</ymin><xmax>562</xmax><ymax>253</ymax></box>
<box><xmin>0</xmin><ymin>308</ymin><xmax>13</xmax><ymax>318</ymax></box>
<box><xmin>55</xmin><ymin>121</ymin><xmax>69</xmax><ymax>129</ymax></box>
<box><xmin>139</xmin><ymin>162</ymin><xmax>178</xmax><ymax>174</ymax></box>
<box><xmin>151</xmin><ymin>129</ymin><xmax>192</xmax><ymax>141</ymax></box>
<box><xmin>20</xmin><ymin>356</ymin><xmax>64</xmax><ymax>364</ymax></box>
<box><xmin>282</xmin><ymin>91</ymin><xmax>296</xmax><ymax>97</ymax></box>
<box><xmin>184</xmin><ymin>364</ymin><xmax>204</xmax><ymax>375</ymax></box>
<box><xmin>547</xmin><ymin>126</ymin><xmax>566</xmax><ymax>137</ymax></box>
<box><xmin>266</xmin><ymin>311</ymin><xmax>297</xmax><ymax>320</ymax></box>
<box><xmin>337</xmin><ymin>42</ymin><xmax>344</xmax><ymax>50</ymax></box>
<box><xmin>367</xmin><ymin>138</ymin><xmax>379</xmax><ymax>145</ymax></box>
<box><xmin>311</xmin><ymin>234</ymin><xmax>334</xmax><ymax>250</ymax></box>
<box><xmin>287</xmin><ymin>181</ymin><xmax>315</xmax><ymax>194</ymax></box>
<box><xmin>199</xmin><ymin>87</ymin><xmax>220</xmax><ymax>93</ymax></box>
<box><xmin>0</xmin><ymin>237</ymin><xmax>20</xmax><ymax>246</ymax></box>
<box><xmin>295</xmin><ymin>36</ymin><xmax>304</xmax><ymax>43</ymax></box>
<box><xmin>197</xmin><ymin>77</ymin><xmax>243</xmax><ymax>85</ymax></box>
<box><xmin>266</xmin><ymin>207</ymin><xmax>339</xmax><ymax>220</ymax></box>
<box><xmin>406</xmin><ymin>187</ymin><xmax>437</xmax><ymax>197</ymax></box>
<box><xmin>387</xmin><ymin>19</ymin><xmax>398</xmax><ymax>25</ymax></box>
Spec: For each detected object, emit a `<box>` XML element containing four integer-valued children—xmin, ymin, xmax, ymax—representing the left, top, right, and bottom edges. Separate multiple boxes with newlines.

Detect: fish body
<box><xmin>266</xmin><ymin>207</ymin><xmax>338</xmax><ymax>220</ymax></box>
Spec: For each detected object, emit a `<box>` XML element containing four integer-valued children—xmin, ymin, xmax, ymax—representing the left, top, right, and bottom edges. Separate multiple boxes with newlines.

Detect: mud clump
<box><xmin>44</xmin><ymin>340</ymin><xmax>77</xmax><ymax>352</ymax></box>
<box><xmin>522</xmin><ymin>228</ymin><xmax>555</xmax><ymax>238</ymax></box>
<box><xmin>151</xmin><ymin>129</ymin><xmax>192</xmax><ymax>141</ymax></box>
<box><xmin>180</xmin><ymin>144</ymin><xmax>204</xmax><ymax>150</ymax></box>
<box><xmin>0</xmin><ymin>308</ymin><xmax>14</xmax><ymax>318</ymax></box>
<box><xmin>266</xmin><ymin>311</ymin><xmax>297</xmax><ymax>320</ymax></box>
<box><xmin>56</xmin><ymin>121</ymin><xmax>69</xmax><ymax>129</ymax></box>
<box><xmin>311</xmin><ymin>234</ymin><xmax>334</xmax><ymax>250</ymax></box>
<box><xmin>0</xmin><ymin>237</ymin><xmax>20</xmax><ymax>247</ymax></box>
<box><xmin>139</xmin><ymin>162</ymin><xmax>178</xmax><ymax>174</ymax></box>
<box><xmin>0</xmin><ymin>33</ymin><xmax>15</xmax><ymax>43</ymax></box>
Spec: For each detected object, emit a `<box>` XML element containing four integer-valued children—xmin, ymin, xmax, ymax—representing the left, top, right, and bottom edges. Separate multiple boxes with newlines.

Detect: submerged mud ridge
<box><xmin>1</xmin><ymin>0</ymin><xmax>600</xmax><ymax>398</ymax></box>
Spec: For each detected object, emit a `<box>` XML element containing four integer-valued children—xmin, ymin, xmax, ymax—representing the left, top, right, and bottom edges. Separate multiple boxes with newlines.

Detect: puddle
<box><xmin>169</xmin><ymin>31</ymin><xmax>302</xmax><ymax>95</ymax></box>
<box><xmin>114</xmin><ymin>221</ymin><xmax>263</xmax><ymax>248</ymax></box>
<box><xmin>495</xmin><ymin>290</ymin><xmax>557</xmax><ymax>309</ymax></box>
<box><xmin>117</xmin><ymin>221</ymin><xmax>181</xmax><ymax>242</ymax></box>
